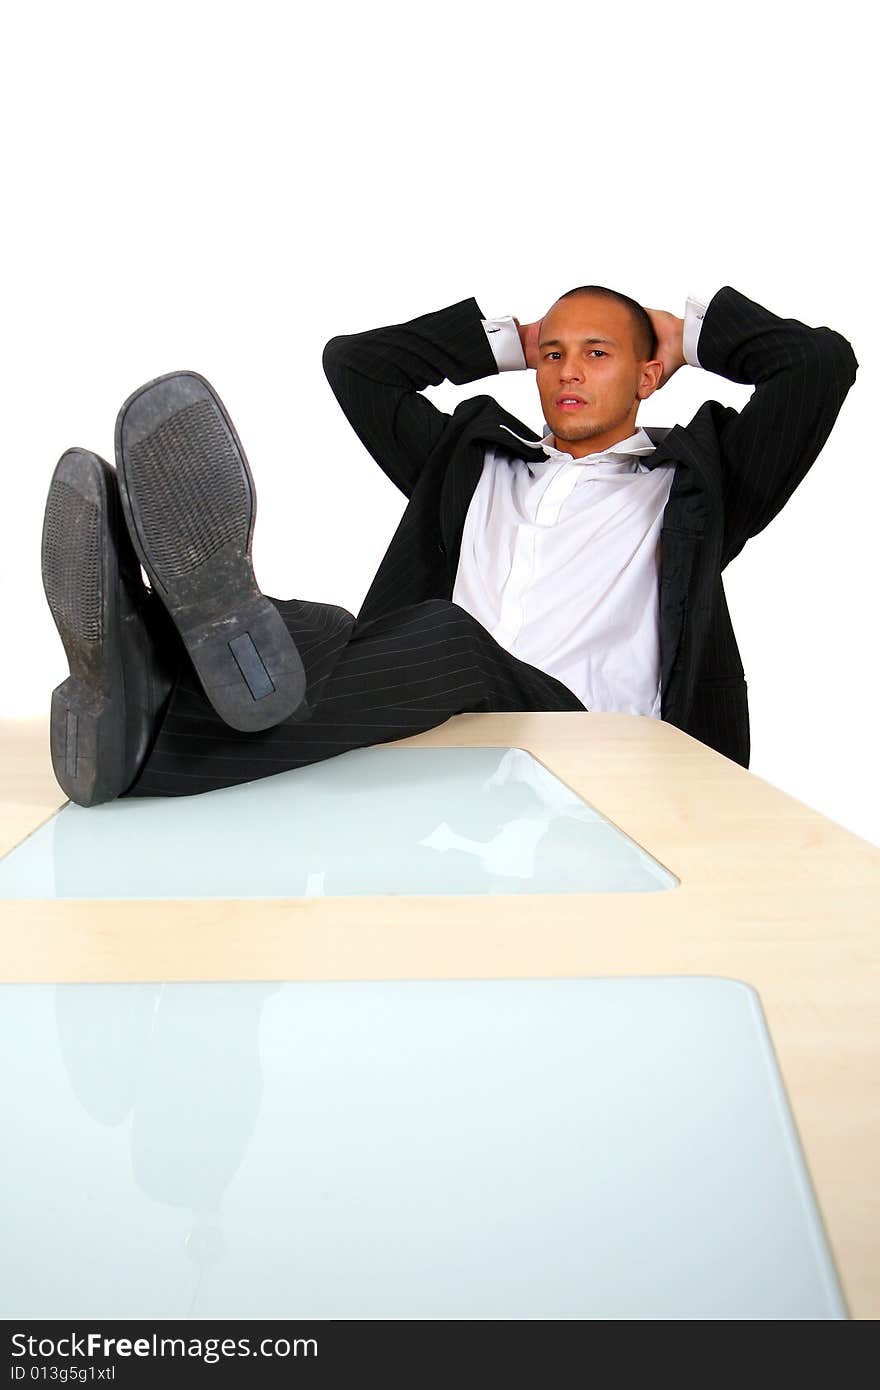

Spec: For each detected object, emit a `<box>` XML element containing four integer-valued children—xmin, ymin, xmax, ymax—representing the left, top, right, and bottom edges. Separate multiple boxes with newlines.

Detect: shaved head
<box><xmin>533</xmin><ymin>290</ymin><xmax>663</xmax><ymax>458</ymax></box>
<box><xmin>555</xmin><ymin>285</ymin><xmax>657</xmax><ymax>363</ymax></box>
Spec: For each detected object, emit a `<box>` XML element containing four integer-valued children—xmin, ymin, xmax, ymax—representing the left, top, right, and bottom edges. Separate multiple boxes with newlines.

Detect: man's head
<box><xmin>536</xmin><ymin>286</ymin><xmax>663</xmax><ymax>458</ymax></box>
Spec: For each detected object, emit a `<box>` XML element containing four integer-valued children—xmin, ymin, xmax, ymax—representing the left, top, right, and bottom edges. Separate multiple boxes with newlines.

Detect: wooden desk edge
<box><xmin>2</xmin><ymin>713</ymin><xmax>878</xmax><ymax>1319</ymax></box>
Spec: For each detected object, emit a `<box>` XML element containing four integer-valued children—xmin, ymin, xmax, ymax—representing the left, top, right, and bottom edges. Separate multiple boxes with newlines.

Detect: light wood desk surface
<box><xmin>2</xmin><ymin>713</ymin><xmax>878</xmax><ymax>1318</ymax></box>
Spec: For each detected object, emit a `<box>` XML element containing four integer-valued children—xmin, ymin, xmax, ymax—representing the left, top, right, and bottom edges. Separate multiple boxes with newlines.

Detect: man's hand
<box><xmin>515</xmin><ymin>318</ymin><xmax>543</xmax><ymax>370</ymax></box>
<box><xmin>644</xmin><ymin>308</ymin><xmax>687</xmax><ymax>388</ymax></box>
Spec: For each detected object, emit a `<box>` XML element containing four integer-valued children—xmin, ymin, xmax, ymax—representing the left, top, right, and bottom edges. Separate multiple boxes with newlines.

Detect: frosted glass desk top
<box><xmin>0</xmin><ymin>975</ymin><xmax>844</xmax><ymax>1320</ymax></box>
<box><xmin>0</xmin><ymin>746</ymin><xmax>677</xmax><ymax>899</ymax></box>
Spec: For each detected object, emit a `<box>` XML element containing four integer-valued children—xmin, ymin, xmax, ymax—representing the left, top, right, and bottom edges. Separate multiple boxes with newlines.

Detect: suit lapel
<box><xmin>438</xmin><ymin>402</ymin><xmax>721</xmax><ymax>724</ymax></box>
<box><xmin>438</xmin><ymin>399</ymin><xmax>546</xmax><ymax>570</ymax></box>
<box><xmin>648</xmin><ymin>420</ymin><xmax>720</xmax><ymax>718</ymax></box>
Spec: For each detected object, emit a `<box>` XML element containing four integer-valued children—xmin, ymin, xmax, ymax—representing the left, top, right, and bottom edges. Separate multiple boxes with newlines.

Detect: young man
<box><xmin>41</xmin><ymin>285</ymin><xmax>858</xmax><ymax>805</ymax></box>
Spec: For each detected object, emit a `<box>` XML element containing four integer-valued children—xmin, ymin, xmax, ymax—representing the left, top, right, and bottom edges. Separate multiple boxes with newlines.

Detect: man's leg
<box><xmin>41</xmin><ymin>370</ymin><xmax>585</xmax><ymax>807</ymax></box>
<box><xmin>124</xmin><ymin>598</ymin><xmax>587</xmax><ymax>798</ymax></box>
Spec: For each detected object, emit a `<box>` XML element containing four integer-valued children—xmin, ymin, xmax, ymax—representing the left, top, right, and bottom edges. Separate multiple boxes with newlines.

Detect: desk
<box><xmin>2</xmin><ymin>713</ymin><xmax>878</xmax><ymax>1317</ymax></box>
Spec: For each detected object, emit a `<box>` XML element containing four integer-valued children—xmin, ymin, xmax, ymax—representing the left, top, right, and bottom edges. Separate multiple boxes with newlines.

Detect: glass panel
<box><xmin>0</xmin><ymin>747</ymin><xmax>677</xmax><ymax>899</ymax></box>
<box><xmin>0</xmin><ymin>977</ymin><xmax>845</xmax><ymax>1319</ymax></box>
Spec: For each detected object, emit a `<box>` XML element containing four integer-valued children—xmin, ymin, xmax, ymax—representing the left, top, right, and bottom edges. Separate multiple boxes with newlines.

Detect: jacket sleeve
<box><xmin>695</xmin><ymin>286</ymin><xmax>859</xmax><ymax>568</ymax></box>
<box><xmin>321</xmin><ymin>297</ymin><xmax>501</xmax><ymax>499</ymax></box>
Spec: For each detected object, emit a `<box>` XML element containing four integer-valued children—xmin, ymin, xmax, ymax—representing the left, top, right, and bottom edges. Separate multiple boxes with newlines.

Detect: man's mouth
<box><xmin>556</xmin><ymin>395</ymin><xmax>588</xmax><ymax>411</ymax></box>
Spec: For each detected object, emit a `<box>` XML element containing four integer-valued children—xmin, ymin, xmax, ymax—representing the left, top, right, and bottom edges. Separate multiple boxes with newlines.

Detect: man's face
<box><xmin>536</xmin><ymin>294</ymin><xmax>661</xmax><ymax>458</ymax></box>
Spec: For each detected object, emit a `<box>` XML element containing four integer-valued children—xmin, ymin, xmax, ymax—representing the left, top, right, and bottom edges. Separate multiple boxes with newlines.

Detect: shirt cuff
<box><xmin>682</xmin><ymin>290</ymin><xmax>721</xmax><ymax>369</ymax></box>
<box><xmin>482</xmin><ymin>315</ymin><xmax>527</xmax><ymax>372</ymax></box>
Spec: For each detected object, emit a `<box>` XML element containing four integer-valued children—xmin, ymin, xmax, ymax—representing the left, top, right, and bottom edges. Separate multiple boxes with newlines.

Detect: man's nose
<box><xmin>559</xmin><ymin>359</ymin><xmax>584</xmax><ymax>381</ymax></box>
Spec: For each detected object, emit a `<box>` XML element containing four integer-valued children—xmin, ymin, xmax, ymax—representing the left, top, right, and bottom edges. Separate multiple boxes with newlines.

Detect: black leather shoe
<box><xmin>114</xmin><ymin>370</ymin><xmax>309</xmax><ymax>732</ymax></box>
<box><xmin>41</xmin><ymin>449</ymin><xmax>177</xmax><ymax>806</ymax></box>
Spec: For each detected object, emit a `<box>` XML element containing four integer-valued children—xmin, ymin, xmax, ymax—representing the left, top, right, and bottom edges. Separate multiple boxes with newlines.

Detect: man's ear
<box><xmin>638</xmin><ymin>359</ymin><xmax>664</xmax><ymax>397</ymax></box>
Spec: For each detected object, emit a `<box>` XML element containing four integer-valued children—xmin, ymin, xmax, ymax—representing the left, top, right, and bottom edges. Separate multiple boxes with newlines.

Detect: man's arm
<box><xmin>656</xmin><ymin>286</ymin><xmax>859</xmax><ymax>568</ymax></box>
<box><xmin>322</xmin><ymin>298</ymin><xmax>506</xmax><ymax>499</ymax></box>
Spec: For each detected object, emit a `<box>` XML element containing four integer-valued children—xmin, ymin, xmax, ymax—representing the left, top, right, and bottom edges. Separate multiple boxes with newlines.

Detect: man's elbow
<box><xmin>839</xmin><ymin>334</ymin><xmax>859</xmax><ymax>384</ymax></box>
<box><xmin>816</xmin><ymin>326</ymin><xmax>859</xmax><ymax>384</ymax></box>
<box><xmin>321</xmin><ymin>335</ymin><xmax>350</xmax><ymax>386</ymax></box>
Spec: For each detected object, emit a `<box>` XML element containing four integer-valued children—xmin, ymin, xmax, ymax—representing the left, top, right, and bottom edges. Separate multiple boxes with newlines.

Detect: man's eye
<box><xmin>544</xmin><ymin>349</ymin><xmax>606</xmax><ymax>360</ymax></box>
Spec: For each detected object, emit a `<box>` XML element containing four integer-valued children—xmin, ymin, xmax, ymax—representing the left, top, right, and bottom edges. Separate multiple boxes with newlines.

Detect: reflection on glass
<box><xmin>0</xmin><ymin>977</ymin><xmax>846</xmax><ymax>1319</ymax></box>
<box><xmin>0</xmin><ymin>747</ymin><xmax>677</xmax><ymax>899</ymax></box>
<box><xmin>52</xmin><ymin>982</ymin><xmax>281</xmax><ymax>1316</ymax></box>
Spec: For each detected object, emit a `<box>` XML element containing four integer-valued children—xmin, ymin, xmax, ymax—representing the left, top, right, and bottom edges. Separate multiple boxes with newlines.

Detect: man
<box><xmin>40</xmin><ymin>285</ymin><xmax>858</xmax><ymax>805</ymax></box>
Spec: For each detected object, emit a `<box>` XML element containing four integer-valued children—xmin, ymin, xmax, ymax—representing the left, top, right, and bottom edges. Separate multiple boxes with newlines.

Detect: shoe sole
<box><xmin>41</xmin><ymin>450</ymin><xmax>128</xmax><ymax>806</ymax></box>
<box><xmin>114</xmin><ymin>371</ymin><xmax>307</xmax><ymax>732</ymax></box>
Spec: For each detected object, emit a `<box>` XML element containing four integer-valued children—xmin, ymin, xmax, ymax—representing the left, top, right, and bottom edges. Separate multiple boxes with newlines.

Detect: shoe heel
<box><xmin>50</xmin><ymin>679</ymin><xmax>123</xmax><ymax>807</ymax></box>
<box><xmin>185</xmin><ymin>597</ymin><xmax>309</xmax><ymax>731</ymax></box>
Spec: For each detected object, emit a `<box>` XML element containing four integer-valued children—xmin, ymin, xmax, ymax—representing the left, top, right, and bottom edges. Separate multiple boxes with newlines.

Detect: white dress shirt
<box><xmin>450</xmin><ymin>291</ymin><xmax>716</xmax><ymax>715</ymax></box>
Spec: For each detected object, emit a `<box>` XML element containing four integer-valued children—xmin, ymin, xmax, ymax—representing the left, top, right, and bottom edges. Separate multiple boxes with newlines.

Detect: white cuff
<box><xmin>682</xmin><ymin>289</ymin><xmax>720</xmax><ymax>369</ymax></box>
<box><xmin>482</xmin><ymin>315</ymin><xmax>527</xmax><ymax>372</ymax></box>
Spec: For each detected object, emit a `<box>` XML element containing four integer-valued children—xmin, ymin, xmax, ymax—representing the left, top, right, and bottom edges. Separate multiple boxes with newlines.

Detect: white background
<box><xmin>2</xmin><ymin>1</ymin><xmax>876</xmax><ymax>844</ymax></box>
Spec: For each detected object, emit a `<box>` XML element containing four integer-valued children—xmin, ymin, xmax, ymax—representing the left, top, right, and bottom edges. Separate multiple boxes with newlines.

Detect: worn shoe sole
<box><xmin>41</xmin><ymin>450</ymin><xmax>131</xmax><ymax>805</ymax></box>
<box><xmin>114</xmin><ymin>371</ymin><xmax>307</xmax><ymax>732</ymax></box>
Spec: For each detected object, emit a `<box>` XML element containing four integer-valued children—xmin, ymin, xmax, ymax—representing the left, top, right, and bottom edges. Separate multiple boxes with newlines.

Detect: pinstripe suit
<box><xmin>126</xmin><ymin>285</ymin><xmax>858</xmax><ymax>798</ymax></box>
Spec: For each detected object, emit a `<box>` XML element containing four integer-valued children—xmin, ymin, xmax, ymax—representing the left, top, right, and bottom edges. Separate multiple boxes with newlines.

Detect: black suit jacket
<box><xmin>322</xmin><ymin>287</ymin><xmax>858</xmax><ymax>768</ymax></box>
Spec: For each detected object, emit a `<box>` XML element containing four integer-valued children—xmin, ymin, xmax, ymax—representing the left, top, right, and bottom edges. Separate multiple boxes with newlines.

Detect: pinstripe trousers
<box><xmin>124</xmin><ymin>597</ymin><xmax>587</xmax><ymax>798</ymax></box>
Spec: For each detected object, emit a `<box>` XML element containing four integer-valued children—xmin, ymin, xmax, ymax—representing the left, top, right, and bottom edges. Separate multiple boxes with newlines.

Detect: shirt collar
<box><xmin>499</xmin><ymin>422</ymin><xmax>656</xmax><ymax>464</ymax></box>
